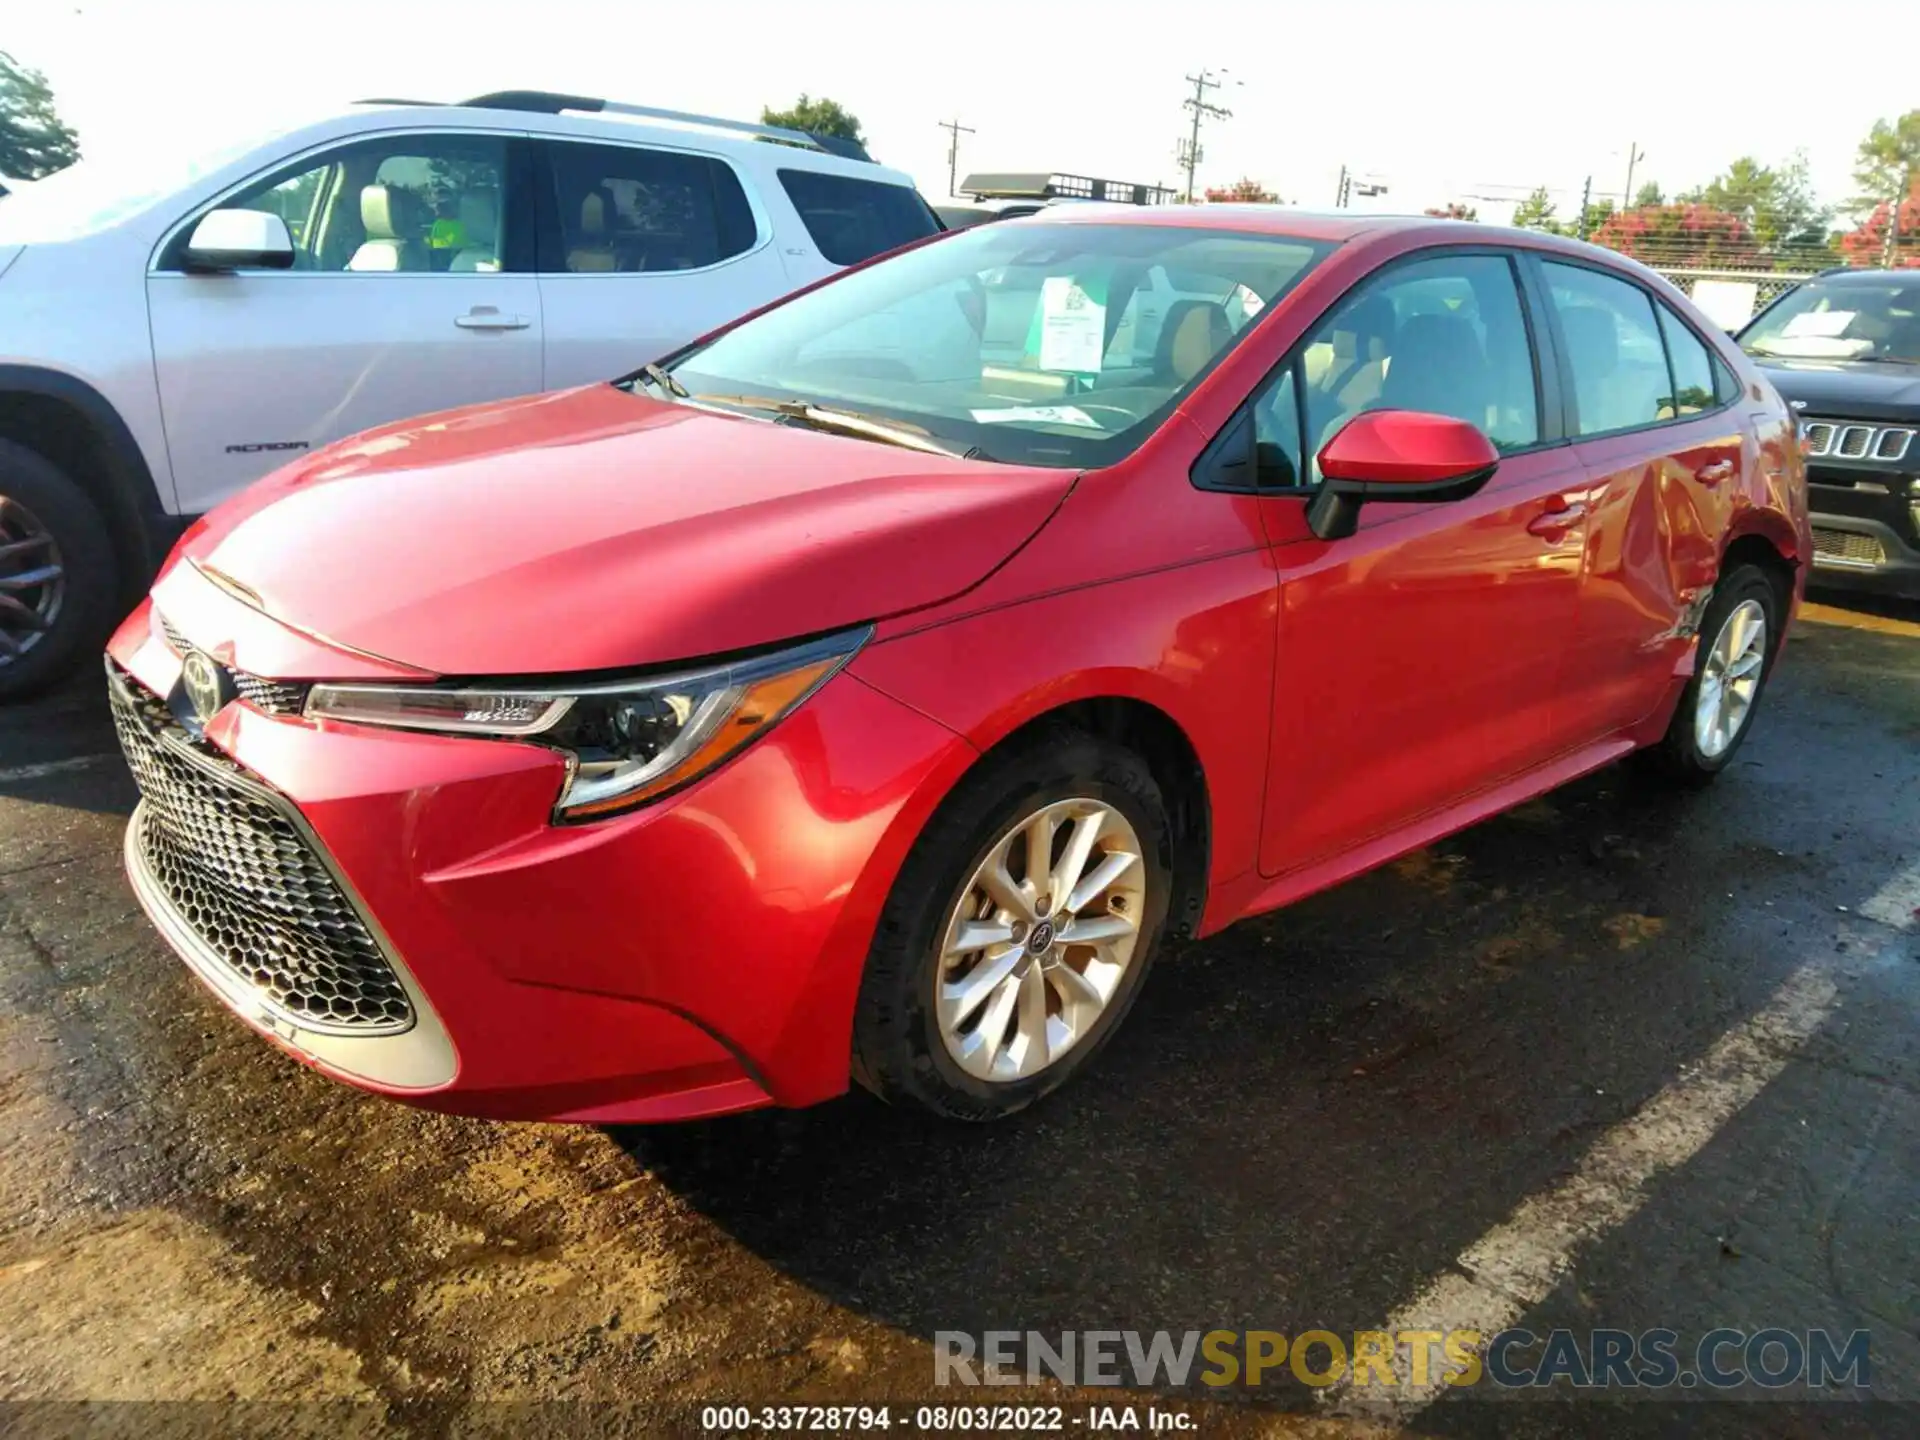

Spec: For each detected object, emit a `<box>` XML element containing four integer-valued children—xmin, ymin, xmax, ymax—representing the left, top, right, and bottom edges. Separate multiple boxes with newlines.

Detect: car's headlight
<box><xmin>305</xmin><ymin>628</ymin><xmax>869</xmax><ymax>820</ymax></box>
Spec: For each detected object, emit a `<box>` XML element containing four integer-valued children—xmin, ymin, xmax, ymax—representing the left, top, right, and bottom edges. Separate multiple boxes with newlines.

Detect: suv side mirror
<box><xmin>1305</xmin><ymin>410</ymin><xmax>1499</xmax><ymax>540</ymax></box>
<box><xmin>183</xmin><ymin>210</ymin><xmax>296</xmax><ymax>273</ymax></box>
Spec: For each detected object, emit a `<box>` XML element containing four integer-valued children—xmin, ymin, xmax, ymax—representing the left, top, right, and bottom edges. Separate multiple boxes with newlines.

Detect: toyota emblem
<box><xmin>180</xmin><ymin>650</ymin><xmax>233</xmax><ymax>724</ymax></box>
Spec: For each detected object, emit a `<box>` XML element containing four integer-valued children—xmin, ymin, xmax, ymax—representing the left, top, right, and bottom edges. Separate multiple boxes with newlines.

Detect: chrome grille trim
<box><xmin>1810</xmin><ymin>527</ymin><xmax>1887</xmax><ymax>570</ymax></box>
<box><xmin>1800</xmin><ymin>419</ymin><xmax>1914</xmax><ymax>463</ymax></box>
<box><xmin>151</xmin><ymin>611</ymin><xmax>310</xmax><ymax>715</ymax></box>
<box><xmin>109</xmin><ymin>661</ymin><xmax>414</xmax><ymax>1036</ymax></box>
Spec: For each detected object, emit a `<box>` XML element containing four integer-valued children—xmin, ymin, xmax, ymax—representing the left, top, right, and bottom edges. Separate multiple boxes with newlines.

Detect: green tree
<box><xmin>761</xmin><ymin>95</ymin><xmax>865</xmax><ymax>147</ymax></box>
<box><xmin>1575</xmin><ymin>197</ymin><xmax>1615</xmax><ymax>239</ymax></box>
<box><xmin>0</xmin><ymin>50</ymin><xmax>79</xmax><ymax>179</ymax></box>
<box><xmin>1510</xmin><ymin>186</ymin><xmax>1560</xmax><ymax>233</ymax></box>
<box><xmin>1682</xmin><ymin>154</ymin><xmax>1829</xmax><ymax>258</ymax></box>
<box><xmin>1852</xmin><ymin>110</ymin><xmax>1920</xmax><ymax>215</ymax></box>
<box><xmin>1633</xmin><ymin>181</ymin><xmax>1665</xmax><ymax>208</ymax></box>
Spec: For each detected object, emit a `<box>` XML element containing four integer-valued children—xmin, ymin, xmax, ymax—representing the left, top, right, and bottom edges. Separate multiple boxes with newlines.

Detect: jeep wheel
<box><xmin>0</xmin><ymin>439</ymin><xmax>119</xmax><ymax>701</ymax></box>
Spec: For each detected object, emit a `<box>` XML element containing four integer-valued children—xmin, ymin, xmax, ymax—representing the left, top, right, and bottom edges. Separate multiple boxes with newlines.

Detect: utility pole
<box><xmin>1577</xmin><ymin>175</ymin><xmax>1593</xmax><ymax>240</ymax></box>
<box><xmin>1623</xmin><ymin>142</ymin><xmax>1645</xmax><ymax>208</ymax></box>
<box><xmin>1336</xmin><ymin>164</ymin><xmax>1349</xmax><ymax>208</ymax></box>
<box><xmin>1178</xmin><ymin>69</ymin><xmax>1233</xmax><ymax>203</ymax></box>
<box><xmin>937</xmin><ymin>117</ymin><xmax>976</xmax><ymax>199</ymax></box>
<box><xmin>1885</xmin><ymin>163</ymin><xmax>1913</xmax><ymax>267</ymax></box>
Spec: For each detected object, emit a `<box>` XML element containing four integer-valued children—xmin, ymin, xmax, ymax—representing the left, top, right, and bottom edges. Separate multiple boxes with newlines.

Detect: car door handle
<box><xmin>1526</xmin><ymin>500</ymin><xmax>1586</xmax><ymax>538</ymax></box>
<box><xmin>455</xmin><ymin>308</ymin><xmax>531</xmax><ymax>330</ymax></box>
<box><xmin>1693</xmin><ymin>459</ymin><xmax>1735</xmax><ymax>486</ymax></box>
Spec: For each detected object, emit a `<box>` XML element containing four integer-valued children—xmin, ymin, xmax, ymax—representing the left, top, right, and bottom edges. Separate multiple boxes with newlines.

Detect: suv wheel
<box><xmin>1636</xmin><ymin>563</ymin><xmax>1781</xmax><ymax>786</ymax></box>
<box><xmin>0</xmin><ymin>439</ymin><xmax>119</xmax><ymax>701</ymax></box>
<box><xmin>852</xmin><ymin>728</ymin><xmax>1173</xmax><ymax>1121</ymax></box>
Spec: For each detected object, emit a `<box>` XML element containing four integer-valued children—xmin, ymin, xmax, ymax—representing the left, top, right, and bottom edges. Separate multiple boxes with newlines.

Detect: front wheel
<box><xmin>852</xmin><ymin>730</ymin><xmax>1174</xmax><ymax>1121</ymax></box>
<box><xmin>1636</xmin><ymin>564</ymin><xmax>1781</xmax><ymax>786</ymax></box>
<box><xmin>0</xmin><ymin>440</ymin><xmax>119</xmax><ymax>701</ymax></box>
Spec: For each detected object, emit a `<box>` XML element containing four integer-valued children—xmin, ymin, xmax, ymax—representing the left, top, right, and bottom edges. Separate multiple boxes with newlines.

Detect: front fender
<box><xmin>847</xmin><ymin>550</ymin><xmax>1277</xmax><ymax>891</ymax></box>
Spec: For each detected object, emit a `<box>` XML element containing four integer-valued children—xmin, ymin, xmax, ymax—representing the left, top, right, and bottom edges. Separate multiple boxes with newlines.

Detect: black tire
<box><xmin>1634</xmin><ymin>564</ymin><xmax>1782</xmax><ymax>787</ymax></box>
<box><xmin>0</xmin><ymin>439</ymin><xmax>120</xmax><ymax>701</ymax></box>
<box><xmin>852</xmin><ymin>727</ymin><xmax>1175</xmax><ymax>1121</ymax></box>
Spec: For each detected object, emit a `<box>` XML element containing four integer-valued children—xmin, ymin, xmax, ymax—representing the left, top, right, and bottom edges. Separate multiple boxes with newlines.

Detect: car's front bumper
<box><xmin>1807</xmin><ymin>511</ymin><xmax>1920</xmax><ymax>598</ymax></box>
<box><xmin>106</xmin><ymin>569</ymin><xmax>973</xmax><ymax>1123</ymax></box>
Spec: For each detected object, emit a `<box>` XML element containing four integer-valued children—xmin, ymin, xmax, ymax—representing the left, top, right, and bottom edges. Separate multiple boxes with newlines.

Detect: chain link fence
<box><xmin>1645</xmin><ymin>266</ymin><xmax>1815</xmax><ymax>327</ymax></box>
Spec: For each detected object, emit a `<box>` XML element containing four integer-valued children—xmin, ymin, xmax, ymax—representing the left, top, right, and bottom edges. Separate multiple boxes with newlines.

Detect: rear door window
<box><xmin>1655</xmin><ymin>303</ymin><xmax>1719</xmax><ymax>416</ymax></box>
<box><xmin>776</xmin><ymin>169</ymin><xmax>939</xmax><ymax>266</ymax></box>
<box><xmin>542</xmin><ymin>140</ymin><xmax>757</xmax><ymax>273</ymax></box>
<box><xmin>1542</xmin><ymin>262</ymin><xmax>1671</xmax><ymax>436</ymax></box>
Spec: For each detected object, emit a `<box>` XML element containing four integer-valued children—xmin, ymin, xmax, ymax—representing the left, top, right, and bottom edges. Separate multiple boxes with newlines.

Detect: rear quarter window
<box><xmin>777</xmin><ymin>168</ymin><xmax>939</xmax><ymax>267</ymax></box>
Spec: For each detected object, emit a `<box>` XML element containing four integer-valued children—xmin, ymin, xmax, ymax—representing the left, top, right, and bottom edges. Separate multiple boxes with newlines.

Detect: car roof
<box><xmin>1018</xmin><ymin>203</ymin><xmax>1674</xmax><ymax>264</ymax></box>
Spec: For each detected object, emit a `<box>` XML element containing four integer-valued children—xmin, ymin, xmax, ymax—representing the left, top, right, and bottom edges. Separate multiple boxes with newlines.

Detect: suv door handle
<box><xmin>455</xmin><ymin>307</ymin><xmax>531</xmax><ymax>331</ymax></box>
<box><xmin>1526</xmin><ymin>499</ymin><xmax>1586</xmax><ymax>538</ymax></box>
<box><xmin>1694</xmin><ymin>459</ymin><xmax>1735</xmax><ymax>486</ymax></box>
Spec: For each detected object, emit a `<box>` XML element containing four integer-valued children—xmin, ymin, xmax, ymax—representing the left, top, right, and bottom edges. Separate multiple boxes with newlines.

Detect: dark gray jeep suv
<box><xmin>1738</xmin><ymin>269</ymin><xmax>1920</xmax><ymax>598</ymax></box>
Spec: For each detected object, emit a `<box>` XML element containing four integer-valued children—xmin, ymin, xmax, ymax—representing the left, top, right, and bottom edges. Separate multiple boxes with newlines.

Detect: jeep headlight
<box><xmin>305</xmin><ymin>628</ymin><xmax>868</xmax><ymax>820</ymax></box>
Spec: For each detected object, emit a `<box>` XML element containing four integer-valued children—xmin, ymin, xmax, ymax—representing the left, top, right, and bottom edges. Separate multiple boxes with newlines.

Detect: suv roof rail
<box><xmin>432</xmin><ymin>90</ymin><xmax>873</xmax><ymax>162</ymax></box>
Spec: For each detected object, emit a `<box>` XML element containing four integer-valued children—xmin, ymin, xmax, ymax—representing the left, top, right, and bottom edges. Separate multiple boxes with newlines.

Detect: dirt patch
<box><xmin>0</xmin><ymin>1211</ymin><xmax>377</xmax><ymax>1402</ymax></box>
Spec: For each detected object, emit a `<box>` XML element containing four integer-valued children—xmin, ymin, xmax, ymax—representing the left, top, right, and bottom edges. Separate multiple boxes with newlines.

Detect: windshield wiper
<box><xmin>635</xmin><ymin>362</ymin><xmax>689</xmax><ymax>398</ymax></box>
<box><xmin>689</xmin><ymin>394</ymin><xmax>987</xmax><ymax>461</ymax></box>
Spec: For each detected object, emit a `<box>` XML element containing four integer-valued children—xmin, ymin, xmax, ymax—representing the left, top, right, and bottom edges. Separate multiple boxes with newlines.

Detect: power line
<box><xmin>936</xmin><ymin>117</ymin><xmax>976</xmax><ymax>199</ymax></box>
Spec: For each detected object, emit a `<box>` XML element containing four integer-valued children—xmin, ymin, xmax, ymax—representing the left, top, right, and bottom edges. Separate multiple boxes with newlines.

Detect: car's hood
<box><xmin>1751</xmin><ymin>357</ymin><xmax>1920</xmax><ymax>419</ymax></box>
<box><xmin>179</xmin><ymin>384</ymin><xmax>1075</xmax><ymax>676</ymax></box>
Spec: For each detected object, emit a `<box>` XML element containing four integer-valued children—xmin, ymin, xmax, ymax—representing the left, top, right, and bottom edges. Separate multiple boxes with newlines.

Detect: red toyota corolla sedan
<box><xmin>107</xmin><ymin>207</ymin><xmax>1809</xmax><ymax>1125</ymax></box>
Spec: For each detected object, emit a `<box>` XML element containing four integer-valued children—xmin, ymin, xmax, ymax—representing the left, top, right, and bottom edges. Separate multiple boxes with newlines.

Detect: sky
<box><xmin>9</xmin><ymin>0</ymin><xmax>1916</xmax><ymax>222</ymax></box>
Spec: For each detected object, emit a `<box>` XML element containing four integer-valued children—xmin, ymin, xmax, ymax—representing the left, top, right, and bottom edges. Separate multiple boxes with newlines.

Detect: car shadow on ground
<box><xmin>615</xmin><ymin>681</ymin><xmax>1904</xmax><ymax>1369</ymax></box>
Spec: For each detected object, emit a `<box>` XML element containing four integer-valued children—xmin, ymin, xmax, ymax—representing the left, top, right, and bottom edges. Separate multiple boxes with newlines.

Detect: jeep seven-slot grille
<box><xmin>110</xmin><ymin>664</ymin><xmax>413</xmax><ymax>1035</ymax></box>
<box><xmin>154</xmin><ymin>612</ymin><xmax>310</xmax><ymax>716</ymax></box>
<box><xmin>1800</xmin><ymin>420</ymin><xmax>1914</xmax><ymax>463</ymax></box>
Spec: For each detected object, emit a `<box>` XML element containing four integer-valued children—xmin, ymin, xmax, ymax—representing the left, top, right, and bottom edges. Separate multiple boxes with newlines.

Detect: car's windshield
<box><xmin>658</xmin><ymin>221</ymin><xmax>1333</xmax><ymax>467</ymax></box>
<box><xmin>1740</xmin><ymin>277</ymin><xmax>1920</xmax><ymax>364</ymax></box>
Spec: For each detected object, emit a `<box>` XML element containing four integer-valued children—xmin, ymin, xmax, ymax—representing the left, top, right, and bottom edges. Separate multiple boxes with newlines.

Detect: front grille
<box><xmin>1811</xmin><ymin>527</ymin><xmax>1887</xmax><ymax>568</ymax></box>
<box><xmin>233</xmin><ymin>673</ymin><xmax>310</xmax><ymax>714</ymax></box>
<box><xmin>110</xmin><ymin>664</ymin><xmax>413</xmax><ymax>1035</ymax></box>
<box><xmin>1801</xmin><ymin>419</ymin><xmax>1913</xmax><ymax>463</ymax></box>
<box><xmin>153</xmin><ymin>611</ymin><xmax>310</xmax><ymax>716</ymax></box>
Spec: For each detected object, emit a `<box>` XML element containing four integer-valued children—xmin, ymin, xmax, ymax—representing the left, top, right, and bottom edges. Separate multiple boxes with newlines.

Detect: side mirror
<box><xmin>1305</xmin><ymin>409</ymin><xmax>1499</xmax><ymax>540</ymax></box>
<box><xmin>183</xmin><ymin>209</ymin><xmax>295</xmax><ymax>273</ymax></box>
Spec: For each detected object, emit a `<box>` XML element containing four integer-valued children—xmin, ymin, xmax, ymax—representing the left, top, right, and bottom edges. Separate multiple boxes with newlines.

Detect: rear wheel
<box><xmin>0</xmin><ymin>440</ymin><xmax>119</xmax><ymax>701</ymax></box>
<box><xmin>852</xmin><ymin>729</ymin><xmax>1174</xmax><ymax>1121</ymax></box>
<box><xmin>1636</xmin><ymin>564</ymin><xmax>1780</xmax><ymax>786</ymax></box>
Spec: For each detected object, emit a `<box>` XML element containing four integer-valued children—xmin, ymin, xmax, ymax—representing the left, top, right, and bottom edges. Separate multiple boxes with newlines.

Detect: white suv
<box><xmin>0</xmin><ymin>90</ymin><xmax>942</xmax><ymax>696</ymax></box>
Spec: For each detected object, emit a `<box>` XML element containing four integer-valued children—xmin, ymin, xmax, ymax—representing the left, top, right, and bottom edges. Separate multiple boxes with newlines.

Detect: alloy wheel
<box><xmin>935</xmin><ymin>797</ymin><xmax>1147</xmax><ymax>1083</ymax></box>
<box><xmin>0</xmin><ymin>495</ymin><xmax>66</xmax><ymax>668</ymax></box>
<box><xmin>1694</xmin><ymin>597</ymin><xmax>1767</xmax><ymax>760</ymax></box>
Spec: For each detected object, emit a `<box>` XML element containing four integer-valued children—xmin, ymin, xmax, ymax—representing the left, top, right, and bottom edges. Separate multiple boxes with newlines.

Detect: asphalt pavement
<box><xmin>0</xmin><ymin>594</ymin><xmax>1914</xmax><ymax>1439</ymax></box>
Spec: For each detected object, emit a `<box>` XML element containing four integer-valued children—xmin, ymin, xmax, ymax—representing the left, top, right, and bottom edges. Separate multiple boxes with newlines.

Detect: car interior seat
<box><xmin>1155</xmin><ymin>299</ymin><xmax>1233</xmax><ymax>385</ymax></box>
<box><xmin>1377</xmin><ymin>313</ymin><xmax>1494</xmax><ymax>429</ymax></box>
<box><xmin>346</xmin><ymin>186</ymin><xmax>430</xmax><ymax>272</ymax></box>
<box><xmin>448</xmin><ymin>191</ymin><xmax>501</xmax><ymax>273</ymax></box>
<box><xmin>568</xmin><ymin>186</ymin><xmax>621</xmax><ymax>272</ymax></box>
<box><xmin>1556</xmin><ymin>305</ymin><xmax>1628</xmax><ymax>432</ymax></box>
<box><xmin>1320</xmin><ymin>294</ymin><xmax>1395</xmax><ymax>415</ymax></box>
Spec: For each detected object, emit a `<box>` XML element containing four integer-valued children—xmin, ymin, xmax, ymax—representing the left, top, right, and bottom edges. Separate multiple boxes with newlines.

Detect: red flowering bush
<box><xmin>1590</xmin><ymin>204</ymin><xmax>1763</xmax><ymax>268</ymax></box>
<box><xmin>1838</xmin><ymin>182</ymin><xmax>1920</xmax><ymax>268</ymax></box>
